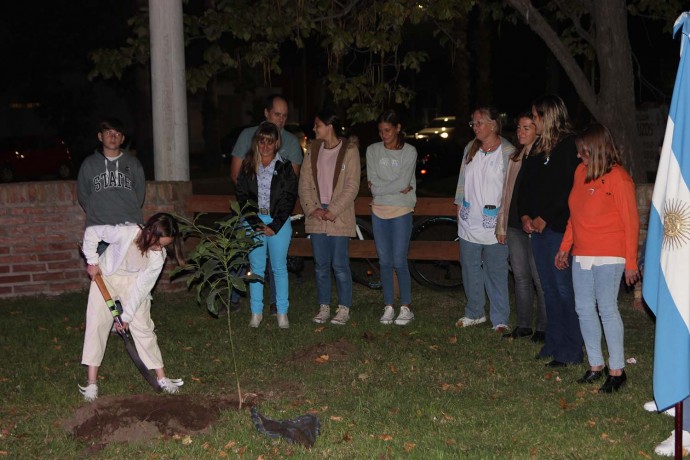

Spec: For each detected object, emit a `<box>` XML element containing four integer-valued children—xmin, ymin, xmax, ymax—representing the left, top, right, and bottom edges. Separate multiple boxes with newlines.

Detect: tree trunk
<box><xmin>505</xmin><ymin>0</ymin><xmax>644</xmax><ymax>182</ymax></box>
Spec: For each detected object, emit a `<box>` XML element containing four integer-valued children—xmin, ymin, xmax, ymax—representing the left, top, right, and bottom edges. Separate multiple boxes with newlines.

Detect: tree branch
<box><xmin>313</xmin><ymin>0</ymin><xmax>362</xmax><ymax>23</ymax></box>
<box><xmin>504</xmin><ymin>0</ymin><xmax>599</xmax><ymax>116</ymax></box>
<box><xmin>553</xmin><ymin>0</ymin><xmax>595</xmax><ymax>48</ymax></box>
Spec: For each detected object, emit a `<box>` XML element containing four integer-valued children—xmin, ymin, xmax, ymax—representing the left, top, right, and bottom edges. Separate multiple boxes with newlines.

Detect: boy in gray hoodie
<box><xmin>77</xmin><ymin>118</ymin><xmax>146</xmax><ymax>228</ymax></box>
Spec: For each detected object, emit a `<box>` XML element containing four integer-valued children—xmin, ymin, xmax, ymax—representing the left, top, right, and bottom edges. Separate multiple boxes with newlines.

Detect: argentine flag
<box><xmin>644</xmin><ymin>12</ymin><xmax>690</xmax><ymax>412</ymax></box>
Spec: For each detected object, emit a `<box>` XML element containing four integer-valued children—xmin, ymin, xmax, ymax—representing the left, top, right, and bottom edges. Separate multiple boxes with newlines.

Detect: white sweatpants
<box><xmin>81</xmin><ymin>273</ymin><xmax>164</xmax><ymax>369</ymax></box>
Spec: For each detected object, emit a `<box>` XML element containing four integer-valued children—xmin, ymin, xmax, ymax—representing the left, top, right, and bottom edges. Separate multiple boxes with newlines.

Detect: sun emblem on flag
<box><xmin>662</xmin><ymin>198</ymin><xmax>690</xmax><ymax>249</ymax></box>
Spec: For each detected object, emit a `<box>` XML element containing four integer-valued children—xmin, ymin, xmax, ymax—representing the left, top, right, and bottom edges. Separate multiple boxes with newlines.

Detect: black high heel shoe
<box><xmin>577</xmin><ymin>367</ymin><xmax>608</xmax><ymax>384</ymax></box>
<box><xmin>598</xmin><ymin>370</ymin><xmax>627</xmax><ymax>393</ymax></box>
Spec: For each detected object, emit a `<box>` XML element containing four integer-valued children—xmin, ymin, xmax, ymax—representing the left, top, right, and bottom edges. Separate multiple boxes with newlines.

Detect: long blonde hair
<box><xmin>532</xmin><ymin>95</ymin><xmax>573</xmax><ymax>158</ymax></box>
<box><xmin>241</xmin><ymin>121</ymin><xmax>281</xmax><ymax>178</ymax></box>
<box><xmin>575</xmin><ymin>123</ymin><xmax>623</xmax><ymax>183</ymax></box>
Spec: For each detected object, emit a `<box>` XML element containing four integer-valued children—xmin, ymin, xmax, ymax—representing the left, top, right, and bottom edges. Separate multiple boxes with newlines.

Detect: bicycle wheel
<box><xmin>350</xmin><ymin>218</ymin><xmax>382</xmax><ymax>289</ymax></box>
<box><xmin>409</xmin><ymin>216</ymin><xmax>462</xmax><ymax>290</ymax></box>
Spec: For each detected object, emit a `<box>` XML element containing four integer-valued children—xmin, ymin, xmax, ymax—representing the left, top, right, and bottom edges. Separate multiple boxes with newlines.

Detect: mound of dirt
<box><xmin>61</xmin><ymin>394</ymin><xmax>247</xmax><ymax>451</ymax></box>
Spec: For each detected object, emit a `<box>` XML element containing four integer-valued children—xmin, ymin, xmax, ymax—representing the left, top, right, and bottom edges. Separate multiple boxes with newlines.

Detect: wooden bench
<box><xmin>185</xmin><ymin>195</ymin><xmax>459</xmax><ymax>261</ymax></box>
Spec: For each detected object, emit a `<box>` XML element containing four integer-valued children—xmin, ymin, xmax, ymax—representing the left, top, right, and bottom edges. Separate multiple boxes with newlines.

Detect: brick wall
<box><xmin>0</xmin><ymin>181</ymin><xmax>192</xmax><ymax>298</ymax></box>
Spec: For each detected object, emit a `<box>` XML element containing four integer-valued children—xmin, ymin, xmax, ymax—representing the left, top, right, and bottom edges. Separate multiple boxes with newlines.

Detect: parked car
<box><xmin>408</xmin><ymin>121</ymin><xmax>470</xmax><ymax>184</ymax></box>
<box><xmin>412</xmin><ymin>116</ymin><xmax>458</xmax><ymax>140</ymax></box>
<box><xmin>0</xmin><ymin>135</ymin><xmax>73</xmax><ymax>182</ymax></box>
<box><xmin>283</xmin><ymin>122</ymin><xmax>309</xmax><ymax>155</ymax></box>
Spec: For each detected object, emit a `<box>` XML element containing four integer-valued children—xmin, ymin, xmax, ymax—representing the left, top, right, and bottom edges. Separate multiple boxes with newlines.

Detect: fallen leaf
<box><xmin>555</xmin><ymin>376</ymin><xmax>562</xmax><ymax>382</ymax></box>
<box><xmin>544</xmin><ymin>371</ymin><xmax>555</xmax><ymax>380</ymax></box>
<box><xmin>191</xmin><ymin>376</ymin><xmax>202</xmax><ymax>382</ymax></box>
<box><xmin>182</xmin><ymin>435</ymin><xmax>192</xmax><ymax>445</ymax></box>
<box><xmin>530</xmin><ymin>447</ymin><xmax>538</xmax><ymax>459</ymax></box>
<box><xmin>315</xmin><ymin>354</ymin><xmax>329</xmax><ymax>363</ymax></box>
<box><xmin>586</xmin><ymin>419</ymin><xmax>596</xmax><ymax>428</ymax></box>
<box><xmin>429</xmin><ymin>345</ymin><xmax>439</xmax><ymax>351</ymax></box>
<box><xmin>53</xmin><ymin>345</ymin><xmax>62</xmax><ymax>351</ymax></box>
<box><xmin>445</xmin><ymin>439</ymin><xmax>457</xmax><ymax>445</ymax></box>
<box><xmin>202</xmin><ymin>442</ymin><xmax>210</xmax><ymax>450</ymax></box>
<box><xmin>314</xmin><ymin>326</ymin><xmax>325</xmax><ymax>333</ymax></box>
<box><xmin>378</xmin><ymin>434</ymin><xmax>393</xmax><ymax>441</ymax></box>
<box><xmin>358</xmin><ymin>373</ymin><xmax>369</xmax><ymax>380</ymax></box>
<box><xmin>218</xmin><ymin>450</ymin><xmax>228</xmax><ymax>458</ymax></box>
<box><xmin>448</xmin><ymin>335</ymin><xmax>458</xmax><ymax>344</ymax></box>
<box><xmin>343</xmin><ymin>433</ymin><xmax>353</xmax><ymax>442</ymax></box>
<box><xmin>441</xmin><ymin>411</ymin><xmax>454</xmax><ymax>421</ymax></box>
<box><xmin>389</xmin><ymin>407</ymin><xmax>400</xmax><ymax>415</ymax></box>
<box><xmin>404</xmin><ymin>442</ymin><xmax>416</xmax><ymax>452</ymax></box>
<box><xmin>330</xmin><ymin>416</ymin><xmax>343</xmax><ymax>421</ymax></box>
<box><xmin>183</xmin><ymin>346</ymin><xmax>193</xmax><ymax>351</ymax></box>
<box><xmin>224</xmin><ymin>440</ymin><xmax>237</xmax><ymax>449</ymax></box>
<box><xmin>626</xmin><ymin>357</ymin><xmax>637</xmax><ymax>364</ymax></box>
<box><xmin>637</xmin><ymin>450</ymin><xmax>652</xmax><ymax>459</ymax></box>
<box><xmin>237</xmin><ymin>446</ymin><xmax>246</xmax><ymax>455</ymax></box>
<box><xmin>600</xmin><ymin>433</ymin><xmax>609</xmax><ymax>440</ymax></box>
<box><xmin>389</xmin><ymin>364</ymin><xmax>398</xmax><ymax>374</ymax></box>
<box><xmin>440</xmin><ymin>383</ymin><xmax>452</xmax><ymax>391</ymax></box>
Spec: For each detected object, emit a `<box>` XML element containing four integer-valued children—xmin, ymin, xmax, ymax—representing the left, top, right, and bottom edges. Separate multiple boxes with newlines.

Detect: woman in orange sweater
<box><xmin>555</xmin><ymin>123</ymin><xmax>640</xmax><ymax>393</ymax></box>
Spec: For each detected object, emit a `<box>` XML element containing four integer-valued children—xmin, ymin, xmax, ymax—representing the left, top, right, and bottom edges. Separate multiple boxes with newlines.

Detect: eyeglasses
<box><xmin>258</xmin><ymin>138</ymin><xmax>276</xmax><ymax>146</ymax></box>
<box><xmin>468</xmin><ymin>120</ymin><xmax>491</xmax><ymax>128</ymax></box>
<box><xmin>102</xmin><ymin>129</ymin><xmax>123</xmax><ymax>138</ymax></box>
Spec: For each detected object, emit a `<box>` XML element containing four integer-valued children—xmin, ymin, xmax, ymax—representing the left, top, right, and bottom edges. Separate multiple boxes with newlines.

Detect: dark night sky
<box><xmin>0</xmin><ymin>2</ymin><xmax>680</xmax><ymax>158</ymax></box>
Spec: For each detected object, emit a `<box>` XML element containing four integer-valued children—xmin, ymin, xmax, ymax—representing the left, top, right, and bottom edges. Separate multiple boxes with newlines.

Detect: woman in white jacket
<box><xmin>78</xmin><ymin>213</ymin><xmax>185</xmax><ymax>401</ymax></box>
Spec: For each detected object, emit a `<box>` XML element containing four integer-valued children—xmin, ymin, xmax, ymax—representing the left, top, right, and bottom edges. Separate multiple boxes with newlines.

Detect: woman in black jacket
<box><xmin>236</xmin><ymin>121</ymin><xmax>298</xmax><ymax>329</ymax></box>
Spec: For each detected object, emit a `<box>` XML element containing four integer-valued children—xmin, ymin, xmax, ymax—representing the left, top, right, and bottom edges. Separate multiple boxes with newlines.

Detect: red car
<box><xmin>0</xmin><ymin>136</ymin><xmax>73</xmax><ymax>182</ymax></box>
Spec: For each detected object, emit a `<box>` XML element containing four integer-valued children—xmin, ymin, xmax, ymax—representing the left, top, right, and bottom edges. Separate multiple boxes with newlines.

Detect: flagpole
<box><xmin>676</xmin><ymin>402</ymin><xmax>683</xmax><ymax>459</ymax></box>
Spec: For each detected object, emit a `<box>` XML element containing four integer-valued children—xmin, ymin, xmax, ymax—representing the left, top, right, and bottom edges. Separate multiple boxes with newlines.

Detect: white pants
<box><xmin>81</xmin><ymin>273</ymin><xmax>164</xmax><ymax>369</ymax></box>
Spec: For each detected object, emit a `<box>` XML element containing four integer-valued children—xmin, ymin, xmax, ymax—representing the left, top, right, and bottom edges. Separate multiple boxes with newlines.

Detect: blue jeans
<box><xmin>507</xmin><ymin>227</ymin><xmax>547</xmax><ymax>331</ymax></box>
<box><xmin>372</xmin><ymin>212</ymin><xmax>413</xmax><ymax>305</ymax></box>
<box><xmin>531</xmin><ymin>229</ymin><xmax>583</xmax><ymax>363</ymax></box>
<box><xmin>247</xmin><ymin>215</ymin><xmax>291</xmax><ymax>314</ymax></box>
<box><xmin>572</xmin><ymin>260</ymin><xmax>625</xmax><ymax>370</ymax></box>
<box><xmin>459</xmin><ymin>238</ymin><xmax>510</xmax><ymax>327</ymax></box>
<box><xmin>310</xmin><ymin>233</ymin><xmax>353</xmax><ymax>307</ymax></box>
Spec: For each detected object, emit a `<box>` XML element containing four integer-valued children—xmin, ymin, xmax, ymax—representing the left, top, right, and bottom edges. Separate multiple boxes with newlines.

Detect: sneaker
<box><xmin>394</xmin><ymin>306</ymin><xmax>414</xmax><ymax>326</ymax></box>
<box><xmin>380</xmin><ymin>305</ymin><xmax>395</xmax><ymax>325</ymax></box>
<box><xmin>654</xmin><ymin>430</ymin><xmax>690</xmax><ymax>456</ymax></box>
<box><xmin>331</xmin><ymin>306</ymin><xmax>350</xmax><ymax>325</ymax></box>
<box><xmin>277</xmin><ymin>313</ymin><xmax>289</xmax><ymax>329</ymax></box>
<box><xmin>456</xmin><ymin>316</ymin><xmax>487</xmax><ymax>327</ymax></box>
<box><xmin>249</xmin><ymin>314</ymin><xmax>263</xmax><ymax>328</ymax></box>
<box><xmin>78</xmin><ymin>383</ymin><xmax>98</xmax><ymax>402</ymax></box>
<box><xmin>644</xmin><ymin>400</ymin><xmax>676</xmax><ymax>417</ymax></box>
<box><xmin>158</xmin><ymin>377</ymin><xmax>184</xmax><ymax>394</ymax></box>
<box><xmin>313</xmin><ymin>304</ymin><xmax>331</xmax><ymax>323</ymax></box>
<box><xmin>493</xmin><ymin>324</ymin><xmax>510</xmax><ymax>334</ymax></box>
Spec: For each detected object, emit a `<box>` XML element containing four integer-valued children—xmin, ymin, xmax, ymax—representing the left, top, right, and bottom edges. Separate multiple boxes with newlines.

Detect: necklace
<box><xmin>481</xmin><ymin>140</ymin><xmax>500</xmax><ymax>153</ymax></box>
<box><xmin>324</xmin><ymin>139</ymin><xmax>342</xmax><ymax>150</ymax></box>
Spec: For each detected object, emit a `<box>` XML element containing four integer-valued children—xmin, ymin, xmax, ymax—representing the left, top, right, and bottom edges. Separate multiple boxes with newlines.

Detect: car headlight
<box><xmin>440</xmin><ymin>132</ymin><xmax>449</xmax><ymax>139</ymax></box>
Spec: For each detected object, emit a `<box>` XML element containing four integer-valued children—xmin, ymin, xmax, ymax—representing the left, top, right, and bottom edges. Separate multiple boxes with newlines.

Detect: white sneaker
<box><xmin>277</xmin><ymin>313</ymin><xmax>289</xmax><ymax>329</ymax></box>
<box><xmin>158</xmin><ymin>377</ymin><xmax>184</xmax><ymax>394</ymax></box>
<box><xmin>394</xmin><ymin>306</ymin><xmax>414</xmax><ymax>326</ymax></box>
<box><xmin>644</xmin><ymin>400</ymin><xmax>676</xmax><ymax>416</ymax></box>
<box><xmin>380</xmin><ymin>305</ymin><xmax>395</xmax><ymax>325</ymax></box>
<box><xmin>313</xmin><ymin>304</ymin><xmax>330</xmax><ymax>323</ymax></box>
<box><xmin>654</xmin><ymin>430</ymin><xmax>690</xmax><ymax>456</ymax></box>
<box><xmin>330</xmin><ymin>306</ymin><xmax>350</xmax><ymax>325</ymax></box>
<box><xmin>78</xmin><ymin>383</ymin><xmax>98</xmax><ymax>402</ymax></box>
<box><xmin>249</xmin><ymin>314</ymin><xmax>263</xmax><ymax>328</ymax></box>
<box><xmin>456</xmin><ymin>316</ymin><xmax>487</xmax><ymax>327</ymax></box>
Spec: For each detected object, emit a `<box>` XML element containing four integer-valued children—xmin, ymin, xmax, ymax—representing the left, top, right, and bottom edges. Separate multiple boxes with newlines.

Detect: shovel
<box><xmin>93</xmin><ymin>274</ymin><xmax>162</xmax><ymax>392</ymax></box>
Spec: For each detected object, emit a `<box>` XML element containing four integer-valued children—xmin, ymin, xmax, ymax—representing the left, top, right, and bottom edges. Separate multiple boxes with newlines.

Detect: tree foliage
<box><xmin>90</xmin><ymin>0</ymin><xmax>473</xmax><ymax>123</ymax></box>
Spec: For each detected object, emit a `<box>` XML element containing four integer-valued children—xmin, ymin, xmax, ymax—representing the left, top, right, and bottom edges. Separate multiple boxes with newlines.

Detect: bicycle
<box><xmin>408</xmin><ymin>215</ymin><xmax>462</xmax><ymax>291</ymax></box>
<box><xmin>288</xmin><ymin>215</ymin><xmax>382</xmax><ymax>290</ymax></box>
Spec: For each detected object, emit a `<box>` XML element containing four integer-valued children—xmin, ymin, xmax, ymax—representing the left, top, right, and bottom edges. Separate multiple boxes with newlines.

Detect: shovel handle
<box><xmin>94</xmin><ymin>274</ymin><xmax>122</xmax><ymax>321</ymax></box>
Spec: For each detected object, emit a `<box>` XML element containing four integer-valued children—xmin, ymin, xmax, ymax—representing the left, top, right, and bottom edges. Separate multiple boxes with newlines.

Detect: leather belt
<box><xmin>258</xmin><ymin>208</ymin><xmax>270</xmax><ymax>215</ymax></box>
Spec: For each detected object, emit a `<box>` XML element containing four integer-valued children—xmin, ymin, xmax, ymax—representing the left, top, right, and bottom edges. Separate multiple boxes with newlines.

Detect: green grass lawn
<box><xmin>0</xmin><ymin>274</ymin><xmax>672</xmax><ymax>459</ymax></box>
